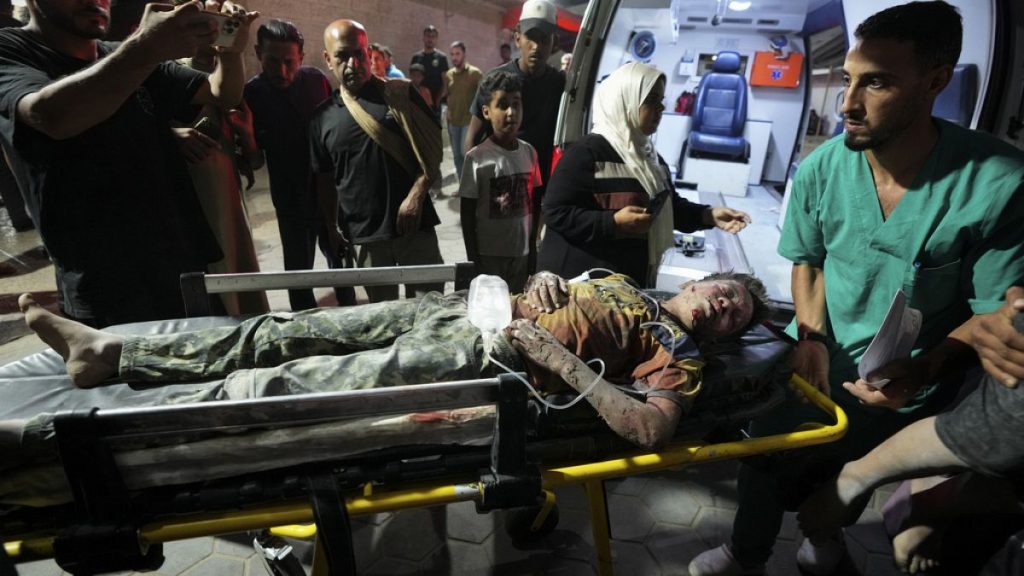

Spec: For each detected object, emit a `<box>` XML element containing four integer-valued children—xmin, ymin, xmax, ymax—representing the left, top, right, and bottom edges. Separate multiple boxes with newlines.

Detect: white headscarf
<box><xmin>591</xmin><ymin>62</ymin><xmax>674</xmax><ymax>282</ymax></box>
<box><xmin>591</xmin><ymin>61</ymin><xmax>669</xmax><ymax>199</ymax></box>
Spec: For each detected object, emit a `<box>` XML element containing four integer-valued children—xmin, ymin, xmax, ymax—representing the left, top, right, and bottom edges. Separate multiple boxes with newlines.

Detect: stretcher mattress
<box><xmin>0</xmin><ymin>316</ymin><xmax>791</xmax><ymax>509</ymax></box>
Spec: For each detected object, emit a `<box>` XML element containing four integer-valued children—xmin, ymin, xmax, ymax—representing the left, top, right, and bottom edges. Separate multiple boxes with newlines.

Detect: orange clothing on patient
<box><xmin>510</xmin><ymin>274</ymin><xmax>703</xmax><ymax>406</ymax></box>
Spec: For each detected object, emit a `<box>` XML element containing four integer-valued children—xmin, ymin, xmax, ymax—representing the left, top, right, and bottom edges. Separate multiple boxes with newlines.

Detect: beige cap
<box><xmin>519</xmin><ymin>0</ymin><xmax>558</xmax><ymax>35</ymax></box>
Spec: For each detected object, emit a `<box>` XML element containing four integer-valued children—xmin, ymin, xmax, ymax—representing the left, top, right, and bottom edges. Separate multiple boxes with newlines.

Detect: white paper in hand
<box><xmin>858</xmin><ymin>290</ymin><xmax>922</xmax><ymax>389</ymax></box>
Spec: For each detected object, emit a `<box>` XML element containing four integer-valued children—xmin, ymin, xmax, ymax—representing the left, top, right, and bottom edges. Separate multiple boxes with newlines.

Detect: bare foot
<box><xmin>885</xmin><ymin>476</ymin><xmax>953</xmax><ymax>574</ymax></box>
<box><xmin>19</xmin><ymin>293</ymin><xmax>123</xmax><ymax>388</ymax></box>
<box><xmin>893</xmin><ymin>523</ymin><xmax>943</xmax><ymax>574</ymax></box>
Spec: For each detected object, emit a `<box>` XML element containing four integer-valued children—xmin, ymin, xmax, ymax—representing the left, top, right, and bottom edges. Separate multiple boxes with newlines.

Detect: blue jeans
<box><xmin>448</xmin><ymin>123</ymin><xmax>470</xmax><ymax>182</ymax></box>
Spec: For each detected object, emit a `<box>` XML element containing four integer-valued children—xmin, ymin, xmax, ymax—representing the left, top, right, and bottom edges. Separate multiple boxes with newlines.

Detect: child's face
<box><xmin>482</xmin><ymin>89</ymin><xmax>522</xmax><ymax>139</ymax></box>
<box><xmin>410</xmin><ymin>70</ymin><xmax>424</xmax><ymax>85</ymax></box>
<box><xmin>370</xmin><ymin>49</ymin><xmax>386</xmax><ymax>77</ymax></box>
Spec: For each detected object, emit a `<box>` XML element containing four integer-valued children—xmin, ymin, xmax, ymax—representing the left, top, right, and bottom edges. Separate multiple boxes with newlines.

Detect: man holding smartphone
<box><xmin>0</xmin><ymin>0</ymin><xmax>258</xmax><ymax>326</ymax></box>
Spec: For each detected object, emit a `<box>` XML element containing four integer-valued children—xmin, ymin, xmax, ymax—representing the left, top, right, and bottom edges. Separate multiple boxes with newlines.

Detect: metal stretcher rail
<box><xmin>179</xmin><ymin>263</ymin><xmax>476</xmax><ymax>316</ymax></box>
<box><xmin>4</xmin><ymin>374</ymin><xmax>846</xmax><ymax>576</ymax></box>
<box><xmin>82</xmin><ymin>378</ymin><xmax>504</xmax><ymax>438</ymax></box>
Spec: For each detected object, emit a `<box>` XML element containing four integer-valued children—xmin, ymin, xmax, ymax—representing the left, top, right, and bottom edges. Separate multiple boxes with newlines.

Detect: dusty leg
<box><xmin>19</xmin><ymin>293</ymin><xmax>123</xmax><ymax>388</ymax></box>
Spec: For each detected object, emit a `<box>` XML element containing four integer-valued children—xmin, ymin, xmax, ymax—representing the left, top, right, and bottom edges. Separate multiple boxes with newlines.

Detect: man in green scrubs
<box><xmin>690</xmin><ymin>2</ymin><xmax>1024</xmax><ymax>575</ymax></box>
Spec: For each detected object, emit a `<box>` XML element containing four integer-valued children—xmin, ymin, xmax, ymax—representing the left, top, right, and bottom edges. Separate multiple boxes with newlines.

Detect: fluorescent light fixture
<box><xmin>728</xmin><ymin>1</ymin><xmax>753</xmax><ymax>10</ymax></box>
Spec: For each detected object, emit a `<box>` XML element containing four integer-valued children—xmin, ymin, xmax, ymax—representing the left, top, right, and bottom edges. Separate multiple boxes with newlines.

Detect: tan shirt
<box><xmin>445</xmin><ymin>63</ymin><xmax>483</xmax><ymax>127</ymax></box>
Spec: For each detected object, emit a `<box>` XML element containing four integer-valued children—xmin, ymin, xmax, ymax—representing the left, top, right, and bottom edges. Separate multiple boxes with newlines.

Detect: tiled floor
<box><xmin>6</xmin><ymin>464</ymin><xmax>901</xmax><ymax>576</ymax></box>
<box><xmin>1</xmin><ymin>141</ymin><xmax>898</xmax><ymax>575</ymax></box>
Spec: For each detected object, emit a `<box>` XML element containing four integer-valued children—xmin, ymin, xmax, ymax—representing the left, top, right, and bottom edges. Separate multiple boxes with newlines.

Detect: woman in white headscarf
<box><xmin>538</xmin><ymin>61</ymin><xmax>749</xmax><ymax>286</ymax></box>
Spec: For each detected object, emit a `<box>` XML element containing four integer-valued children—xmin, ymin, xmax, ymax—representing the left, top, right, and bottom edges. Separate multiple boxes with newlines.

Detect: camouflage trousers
<box><xmin>120</xmin><ymin>292</ymin><xmax>522</xmax><ymax>398</ymax></box>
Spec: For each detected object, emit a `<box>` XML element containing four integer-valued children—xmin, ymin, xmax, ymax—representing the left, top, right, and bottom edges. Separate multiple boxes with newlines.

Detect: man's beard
<box><xmin>843</xmin><ymin>94</ymin><xmax>923</xmax><ymax>152</ymax></box>
<box><xmin>842</xmin><ymin>116</ymin><xmax>914</xmax><ymax>152</ymax></box>
<box><xmin>35</xmin><ymin>0</ymin><xmax>107</xmax><ymax>40</ymax></box>
<box><xmin>843</xmin><ymin>130</ymin><xmax>875</xmax><ymax>151</ymax></box>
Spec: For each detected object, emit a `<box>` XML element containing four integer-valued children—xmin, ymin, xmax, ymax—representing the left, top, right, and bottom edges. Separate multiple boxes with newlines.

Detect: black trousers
<box><xmin>276</xmin><ymin>212</ymin><xmax>356</xmax><ymax>310</ymax></box>
<box><xmin>0</xmin><ymin>156</ymin><xmax>31</xmax><ymax>230</ymax></box>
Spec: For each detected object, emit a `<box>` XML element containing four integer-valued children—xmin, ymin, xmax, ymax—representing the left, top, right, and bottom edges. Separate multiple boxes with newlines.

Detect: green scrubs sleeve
<box><xmin>778</xmin><ymin>163</ymin><xmax>826</xmax><ymax>267</ymax></box>
<box><xmin>966</xmin><ymin>179</ymin><xmax>1024</xmax><ymax>314</ymax></box>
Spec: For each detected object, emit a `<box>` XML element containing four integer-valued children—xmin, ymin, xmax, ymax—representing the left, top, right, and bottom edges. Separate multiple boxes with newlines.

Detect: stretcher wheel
<box><xmin>260</xmin><ymin>553</ymin><xmax>305</xmax><ymax>576</ymax></box>
<box><xmin>504</xmin><ymin>503</ymin><xmax>560</xmax><ymax>543</ymax></box>
<box><xmin>252</xmin><ymin>530</ymin><xmax>307</xmax><ymax>576</ymax></box>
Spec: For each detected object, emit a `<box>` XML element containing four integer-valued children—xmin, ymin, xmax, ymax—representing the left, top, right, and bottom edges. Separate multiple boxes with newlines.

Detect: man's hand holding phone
<box><xmin>199</xmin><ymin>1</ymin><xmax>258</xmax><ymax>51</ymax></box>
<box><xmin>132</xmin><ymin>1</ymin><xmax>219</xmax><ymax>62</ymax></box>
<box><xmin>162</xmin><ymin>0</ymin><xmax>257</xmax><ymax>52</ymax></box>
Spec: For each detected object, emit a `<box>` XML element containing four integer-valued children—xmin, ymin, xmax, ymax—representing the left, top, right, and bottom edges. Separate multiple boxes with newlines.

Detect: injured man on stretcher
<box><xmin>18</xmin><ymin>271</ymin><xmax>770</xmax><ymax>450</ymax></box>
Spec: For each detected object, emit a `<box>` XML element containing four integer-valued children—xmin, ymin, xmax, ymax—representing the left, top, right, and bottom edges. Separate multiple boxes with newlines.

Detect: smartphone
<box><xmin>171</xmin><ymin>2</ymin><xmax>243</xmax><ymax>48</ymax></box>
<box><xmin>205</xmin><ymin>11</ymin><xmax>242</xmax><ymax>48</ymax></box>
<box><xmin>645</xmin><ymin>190</ymin><xmax>670</xmax><ymax>217</ymax></box>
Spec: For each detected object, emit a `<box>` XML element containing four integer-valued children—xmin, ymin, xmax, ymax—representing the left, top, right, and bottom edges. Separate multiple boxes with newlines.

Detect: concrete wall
<box><xmin>241</xmin><ymin>0</ymin><xmax>510</xmax><ymax>85</ymax></box>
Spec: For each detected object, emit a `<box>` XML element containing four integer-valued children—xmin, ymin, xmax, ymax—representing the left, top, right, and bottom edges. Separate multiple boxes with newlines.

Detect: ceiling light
<box><xmin>728</xmin><ymin>1</ymin><xmax>753</xmax><ymax>10</ymax></box>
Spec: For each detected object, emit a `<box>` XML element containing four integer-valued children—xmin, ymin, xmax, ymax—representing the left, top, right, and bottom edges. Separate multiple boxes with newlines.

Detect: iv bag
<box><xmin>467</xmin><ymin>274</ymin><xmax>512</xmax><ymax>335</ymax></box>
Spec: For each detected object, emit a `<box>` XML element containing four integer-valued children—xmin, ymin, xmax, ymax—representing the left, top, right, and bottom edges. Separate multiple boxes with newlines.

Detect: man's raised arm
<box><xmin>17</xmin><ymin>2</ymin><xmax>221</xmax><ymax>140</ymax></box>
<box><xmin>190</xmin><ymin>2</ymin><xmax>259</xmax><ymax>109</ymax></box>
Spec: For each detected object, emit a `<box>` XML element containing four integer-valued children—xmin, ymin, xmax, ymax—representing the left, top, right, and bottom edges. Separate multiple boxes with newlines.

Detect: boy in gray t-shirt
<box><xmin>459</xmin><ymin>71</ymin><xmax>542</xmax><ymax>292</ymax></box>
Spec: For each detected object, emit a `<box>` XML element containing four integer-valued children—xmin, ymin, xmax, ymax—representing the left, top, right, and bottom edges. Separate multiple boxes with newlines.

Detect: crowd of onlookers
<box><xmin>0</xmin><ymin>0</ymin><xmax>579</xmax><ymax>312</ymax></box>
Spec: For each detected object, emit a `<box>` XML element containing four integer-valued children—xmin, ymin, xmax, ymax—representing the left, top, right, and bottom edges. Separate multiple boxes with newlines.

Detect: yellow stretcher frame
<box><xmin>5</xmin><ymin>374</ymin><xmax>846</xmax><ymax>575</ymax></box>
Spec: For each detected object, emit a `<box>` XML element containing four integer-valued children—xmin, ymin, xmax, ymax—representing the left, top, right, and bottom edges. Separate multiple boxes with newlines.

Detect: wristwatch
<box><xmin>800</xmin><ymin>331</ymin><xmax>829</xmax><ymax>345</ymax></box>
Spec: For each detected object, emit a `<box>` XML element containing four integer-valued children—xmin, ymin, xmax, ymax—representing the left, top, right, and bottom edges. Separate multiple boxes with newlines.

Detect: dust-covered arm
<box><xmin>507</xmin><ymin>319</ymin><xmax>682</xmax><ymax>450</ymax></box>
<box><xmin>521</xmin><ymin>271</ymin><xmax>570</xmax><ymax>313</ymax></box>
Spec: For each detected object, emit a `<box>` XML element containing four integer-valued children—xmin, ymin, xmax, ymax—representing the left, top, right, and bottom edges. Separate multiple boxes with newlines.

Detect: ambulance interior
<box><xmin>559</xmin><ymin>0</ymin><xmax>1021</xmax><ymax>318</ymax></box>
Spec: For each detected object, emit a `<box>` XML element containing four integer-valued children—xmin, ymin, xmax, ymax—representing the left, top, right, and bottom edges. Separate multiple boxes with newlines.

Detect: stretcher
<box><xmin>0</xmin><ymin>264</ymin><xmax>847</xmax><ymax>576</ymax></box>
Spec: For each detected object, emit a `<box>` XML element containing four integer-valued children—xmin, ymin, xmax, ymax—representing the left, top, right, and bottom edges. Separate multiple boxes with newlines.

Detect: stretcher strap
<box><xmin>478</xmin><ymin>375</ymin><xmax>542</xmax><ymax>512</ymax></box>
<box><xmin>492</xmin><ymin>374</ymin><xmax>529</xmax><ymax>476</ymax></box>
<box><xmin>306</xmin><ymin>473</ymin><xmax>357</xmax><ymax>575</ymax></box>
<box><xmin>53</xmin><ymin>408</ymin><xmax>129</xmax><ymax>522</ymax></box>
<box><xmin>51</xmin><ymin>409</ymin><xmax>168</xmax><ymax>573</ymax></box>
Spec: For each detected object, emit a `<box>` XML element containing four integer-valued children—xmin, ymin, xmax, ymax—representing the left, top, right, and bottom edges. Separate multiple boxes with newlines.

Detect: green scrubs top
<box><xmin>779</xmin><ymin>119</ymin><xmax>1024</xmax><ymax>410</ymax></box>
